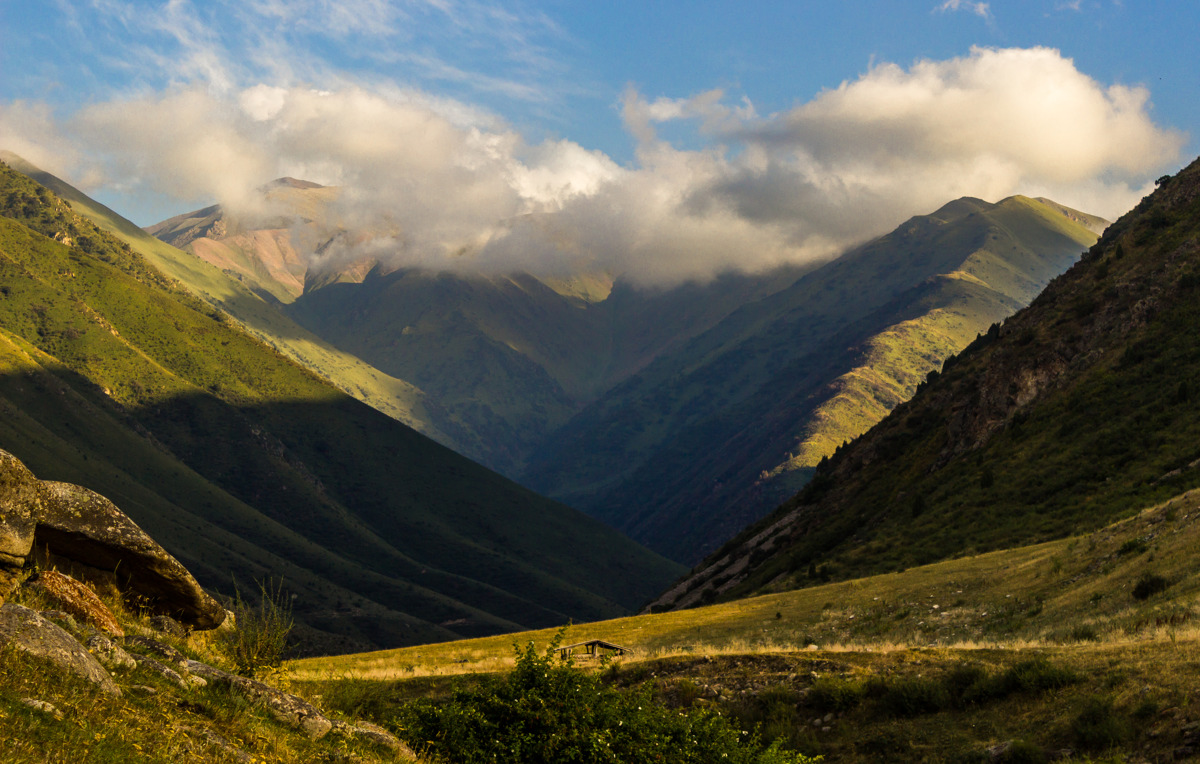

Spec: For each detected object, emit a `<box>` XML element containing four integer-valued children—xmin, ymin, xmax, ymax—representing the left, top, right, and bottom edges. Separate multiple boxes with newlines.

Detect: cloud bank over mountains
<box><xmin>2</xmin><ymin>46</ymin><xmax>1183</xmax><ymax>286</ymax></box>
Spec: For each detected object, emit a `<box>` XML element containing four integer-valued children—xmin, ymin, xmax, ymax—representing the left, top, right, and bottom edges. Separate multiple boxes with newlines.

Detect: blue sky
<box><xmin>1</xmin><ymin>1</ymin><xmax>1195</xmax><ymax>283</ymax></box>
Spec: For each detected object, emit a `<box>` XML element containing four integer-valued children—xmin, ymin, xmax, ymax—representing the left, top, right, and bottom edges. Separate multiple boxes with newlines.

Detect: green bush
<box><xmin>807</xmin><ymin>677</ymin><xmax>865</xmax><ymax>712</ymax></box>
<box><xmin>871</xmin><ymin>676</ymin><xmax>949</xmax><ymax>717</ymax></box>
<box><xmin>1132</xmin><ymin>573</ymin><xmax>1170</xmax><ymax>600</ymax></box>
<box><xmin>221</xmin><ymin>579</ymin><xmax>294</xmax><ymax>678</ymax></box>
<box><xmin>1071</xmin><ymin>697</ymin><xmax>1131</xmax><ymax>751</ymax></box>
<box><xmin>396</xmin><ymin>632</ymin><xmax>821</xmax><ymax>764</ymax></box>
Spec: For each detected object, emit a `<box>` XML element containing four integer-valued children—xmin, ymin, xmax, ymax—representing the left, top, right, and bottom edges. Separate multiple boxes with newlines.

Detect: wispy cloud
<box><xmin>936</xmin><ymin>0</ymin><xmax>992</xmax><ymax>20</ymax></box>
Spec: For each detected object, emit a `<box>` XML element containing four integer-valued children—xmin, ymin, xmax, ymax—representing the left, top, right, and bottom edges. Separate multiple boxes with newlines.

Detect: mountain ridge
<box><xmin>651</xmin><ymin>156</ymin><xmax>1200</xmax><ymax>609</ymax></box>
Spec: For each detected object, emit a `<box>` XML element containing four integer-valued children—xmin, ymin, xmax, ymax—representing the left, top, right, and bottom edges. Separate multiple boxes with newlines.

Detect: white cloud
<box><xmin>1</xmin><ymin>47</ymin><xmax>1185</xmax><ymax>287</ymax></box>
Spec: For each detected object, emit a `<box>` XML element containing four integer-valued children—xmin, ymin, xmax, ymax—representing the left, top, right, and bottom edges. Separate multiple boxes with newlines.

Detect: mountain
<box><xmin>523</xmin><ymin>195</ymin><xmax>1103</xmax><ymax>562</ymax></box>
<box><xmin>651</xmin><ymin>157</ymin><xmax>1200</xmax><ymax>611</ymax></box>
<box><xmin>0</xmin><ymin>156</ymin><xmax>683</xmax><ymax>652</ymax></box>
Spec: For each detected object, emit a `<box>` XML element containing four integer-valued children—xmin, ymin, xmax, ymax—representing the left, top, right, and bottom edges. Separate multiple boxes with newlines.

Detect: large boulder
<box><xmin>0</xmin><ymin>451</ymin><xmax>44</xmax><ymax>603</ymax></box>
<box><xmin>36</xmin><ymin>482</ymin><xmax>226</xmax><ymax>630</ymax></box>
<box><xmin>0</xmin><ymin>603</ymin><xmax>120</xmax><ymax>695</ymax></box>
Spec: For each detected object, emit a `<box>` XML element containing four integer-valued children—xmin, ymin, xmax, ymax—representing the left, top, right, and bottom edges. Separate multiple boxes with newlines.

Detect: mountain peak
<box><xmin>262</xmin><ymin>177</ymin><xmax>325</xmax><ymax>190</ymax></box>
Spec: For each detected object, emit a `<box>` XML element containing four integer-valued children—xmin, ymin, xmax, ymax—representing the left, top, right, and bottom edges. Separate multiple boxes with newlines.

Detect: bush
<box><xmin>1132</xmin><ymin>573</ymin><xmax>1170</xmax><ymax>600</ymax></box>
<box><xmin>807</xmin><ymin>677</ymin><xmax>865</xmax><ymax>712</ymax></box>
<box><xmin>221</xmin><ymin>579</ymin><xmax>294</xmax><ymax>678</ymax></box>
<box><xmin>871</xmin><ymin>676</ymin><xmax>949</xmax><ymax>717</ymax></box>
<box><xmin>396</xmin><ymin>631</ymin><xmax>821</xmax><ymax>764</ymax></box>
<box><xmin>1071</xmin><ymin>697</ymin><xmax>1131</xmax><ymax>751</ymax></box>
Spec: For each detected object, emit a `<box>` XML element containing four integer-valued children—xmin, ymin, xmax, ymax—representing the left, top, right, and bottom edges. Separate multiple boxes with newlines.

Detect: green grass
<box><xmin>289</xmin><ymin>486</ymin><xmax>1200</xmax><ymax>762</ymax></box>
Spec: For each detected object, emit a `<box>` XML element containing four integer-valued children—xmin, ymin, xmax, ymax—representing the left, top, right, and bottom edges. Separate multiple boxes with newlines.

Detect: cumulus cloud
<box><xmin>936</xmin><ymin>0</ymin><xmax>992</xmax><ymax>19</ymax></box>
<box><xmin>2</xmin><ymin>46</ymin><xmax>1185</xmax><ymax>286</ymax></box>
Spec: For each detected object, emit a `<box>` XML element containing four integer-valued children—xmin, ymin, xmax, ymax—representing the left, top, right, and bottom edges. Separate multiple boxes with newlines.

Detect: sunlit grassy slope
<box><xmin>0</xmin><ymin>151</ymin><xmax>450</xmax><ymax>446</ymax></box>
<box><xmin>293</xmin><ymin>484</ymin><xmax>1200</xmax><ymax>679</ymax></box>
<box><xmin>0</xmin><ymin>158</ymin><xmax>682</xmax><ymax>651</ymax></box>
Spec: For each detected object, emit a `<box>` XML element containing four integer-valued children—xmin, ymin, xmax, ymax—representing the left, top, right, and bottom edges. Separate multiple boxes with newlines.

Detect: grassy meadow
<box><xmin>289</xmin><ymin>488</ymin><xmax>1200</xmax><ymax>761</ymax></box>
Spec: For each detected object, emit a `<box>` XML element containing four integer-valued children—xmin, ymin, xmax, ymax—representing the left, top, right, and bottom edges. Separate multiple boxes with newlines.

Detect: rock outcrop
<box><xmin>184</xmin><ymin>659</ymin><xmax>334</xmax><ymax>739</ymax></box>
<box><xmin>0</xmin><ymin>603</ymin><xmax>120</xmax><ymax>696</ymax></box>
<box><xmin>36</xmin><ymin>482</ymin><xmax>226</xmax><ymax>629</ymax></box>
<box><xmin>0</xmin><ymin>451</ymin><xmax>44</xmax><ymax>602</ymax></box>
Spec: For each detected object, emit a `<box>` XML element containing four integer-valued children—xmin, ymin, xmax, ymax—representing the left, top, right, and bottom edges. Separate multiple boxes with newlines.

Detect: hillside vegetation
<box><xmin>0</xmin><ymin>159</ymin><xmax>681</xmax><ymax>652</ymax></box>
<box><xmin>292</xmin><ymin>486</ymin><xmax>1200</xmax><ymax>762</ymax></box>
<box><xmin>656</xmin><ymin>156</ymin><xmax>1200</xmax><ymax>610</ymax></box>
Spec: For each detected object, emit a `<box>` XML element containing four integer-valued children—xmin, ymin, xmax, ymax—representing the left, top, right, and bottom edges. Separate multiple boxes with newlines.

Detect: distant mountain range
<box><xmin>140</xmin><ymin>178</ymin><xmax>1103</xmax><ymax>562</ymax></box>
<box><xmin>652</xmin><ymin>156</ymin><xmax>1200</xmax><ymax>611</ymax></box>
<box><xmin>0</xmin><ymin>154</ymin><xmax>682</xmax><ymax>653</ymax></box>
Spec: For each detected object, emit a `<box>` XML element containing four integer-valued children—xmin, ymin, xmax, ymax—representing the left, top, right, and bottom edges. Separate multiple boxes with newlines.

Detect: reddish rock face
<box><xmin>36</xmin><ymin>482</ymin><xmax>226</xmax><ymax>630</ymax></box>
<box><xmin>0</xmin><ymin>450</ymin><xmax>44</xmax><ymax>603</ymax></box>
<box><xmin>30</xmin><ymin>569</ymin><xmax>124</xmax><ymax>637</ymax></box>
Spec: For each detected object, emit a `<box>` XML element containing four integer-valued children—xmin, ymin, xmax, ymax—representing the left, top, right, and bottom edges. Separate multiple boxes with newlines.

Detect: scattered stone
<box><xmin>149</xmin><ymin>614</ymin><xmax>187</xmax><ymax>638</ymax></box>
<box><xmin>20</xmin><ymin>697</ymin><xmax>63</xmax><ymax>719</ymax></box>
<box><xmin>128</xmin><ymin>684</ymin><xmax>158</xmax><ymax>696</ymax></box>
<box><xmin>985</xmin><ymin>741</ymin><xmax>1012</xmax><ymax>761</ymax></box>
<box><xmin>0</xmin><ymin>451</ymin><xmax>45</xmax><ymax>603</ymax></box>
<box><xmin>805</xmin><ymin>644</ymin><xmax>819</xmax><ymax>651</ymax></box>
<box><xmin>0</xmin><ymin>603</ymin><xmax>119</xmax><ymax>695</ymax></box>
<box><xmin>185</xmin><ymin>659</ymin><xmax>333</xmax><ymax>739</ymax></box>
<box><xmin>36</xmin><ymin>481</ymin><xmax>226</xmax><ymax>630</ymax></box>
<box><xmin>85</xmin><ymin>633</ymin><xmax>137</xmax><ymax>671</ymax></box>
<box><xmin>30</xmin><ymin>569</ymin><xmax>124</xmax><ymax>636</ymax></box>
<box><xmin>38</xmin><ymin>609</ymin><xmax>80</xmax><ymax>633</ymax></box>
<box><xmin>331</xmin><ymin>719</ymin><xmax>416</xmax><ymax>757</ymax></box>
<box><xmin>177</xmin><ymin>725</ymin><xmax>254</xmax><ymax>763</ymax></box>
<box><xmin>123</xmin><ymin>635</ymin><xmax>187</xmax><ymax>668</ymax></box>
<box><xmin>133</xmin><ymin>654</ymin><xmax>189</xmax><ymax>689</ymax></box>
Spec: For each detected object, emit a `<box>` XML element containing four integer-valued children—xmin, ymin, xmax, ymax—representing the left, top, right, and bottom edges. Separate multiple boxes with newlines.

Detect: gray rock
<box><xmin>332</xmin><ymin>718</ymin><xmax>415</xmax><ymax>756</ymax></box>
<box><xmin>123</xmin><ymin>635</ymin><xmax>187</xmax><ymax>667</ymax></box>
<box><xmin>184</xmin><ymin>659</ymin><xmax>333</xmax><ymax>739</ymax></box>
<box><xmin>177</xmin><ymin>725</ymin><xmax>254</xmax><ymax>763</ymax></box>
<box><xmin>133</xmin><ymin>653</ymin><xmax>188</xmax><ymax>689</ymax></box>
<box><xmin>0</xmin><ymin>603</ymin><xmax>119</xmax><ymax>695</ymax></box>
<box><xmin>19</xmin><ymin>697</ymin><xmax>63</xmax><ymax>719</ymax></box>
<box><xmin>86</xmin><ymin>633</ymin><xmax>138</xmax><ymax>671</ymax></box>
<box><xmin>149</xmin><ymin>614</ymin><xmax>186</xmax><ymax>638</ymax></box>
<box><xmin>0</xmin><ymin>451</ymin><xmax>45</xmax><ymax>602</ymax></box>
<box><xmin>36</xmin><ymin>482</ymin><xmax>225</xmax><ymax>629</ymax></box>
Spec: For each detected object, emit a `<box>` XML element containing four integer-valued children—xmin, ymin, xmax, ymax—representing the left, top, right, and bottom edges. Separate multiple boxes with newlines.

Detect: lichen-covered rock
<box><xmin>132</xmin><ymin>653</ymin><xmax>189</xmax><ymax>689</ymax></box>
<box><xmin>0</xmin><ymin>603</ymin><xmax>119</xmax><ymax>695</ymax></box>
<box><xmin>184</xmin><ymin>659</ymin><xmax>333</xmax><ymax>739</ymax></box>
<box><xmin>332</xmin><ymin>718</ymin><xmax>416</xmax><ymax>758</ymax></box>
<box><xmin>123</xmin><ymin>635</ymin><xmax>187</xmax><ymax>668</ymax></box>
<box><xmin>30</xmin><ymin>569</ymin><xmax>124</xmax><ymax>636</ymax></box>
<box><xmin>36</xmin><ymin>482</ymin><xmax>225</xmax><ymax>629</ymax></box>
<box><xmin>0</xmin><ymin>451</ymin><xmax>45</xmax><ymax>603</ymax></box>
<box><xmin>85</xmin><ymin>633</ymin><xmax>138</xmax><ymax>671</ymax></box>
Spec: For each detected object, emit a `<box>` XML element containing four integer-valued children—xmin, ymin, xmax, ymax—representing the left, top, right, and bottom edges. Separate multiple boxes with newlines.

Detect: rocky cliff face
<box><xmin>653</xmin><ymin>157</ymin><xmax>1200</xmax><ymax>611</ymax></box>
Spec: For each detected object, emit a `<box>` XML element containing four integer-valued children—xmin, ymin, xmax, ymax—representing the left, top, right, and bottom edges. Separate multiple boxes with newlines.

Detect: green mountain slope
<box><xmin>0</xmin><ymin>152</ymin><xmax>452</xmax><ymax>448</ymax></box>
<box><xmin>653</xmin><ymin>157</ymin><xmax>1200</xmax><ymax>611</ymax></box>
<box><xmin>524</xmin><ymin>195</ymin><xmax>1101</xmax><ymax>562</ymax></box>
<box><xmin>0</xmin><ymin>158</ymin><xmax>682</xmax><ymax>651</ymax></box>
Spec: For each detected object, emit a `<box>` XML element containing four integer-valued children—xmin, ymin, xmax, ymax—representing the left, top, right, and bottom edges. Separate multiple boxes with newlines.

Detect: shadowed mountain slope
<box><xmin>652</xmin><ymin>157</ymin><xmax>1200</xmax><ymax>611</ymax></box>
<box><xmin>0</xmin><ymin>158</ymin><xmax>682</xmax><ymax>652</ymax></box>
<box><xmin>524</xmin><ymin>195</ymin><xmax>1102</xmax><ymax>562</ymax></box>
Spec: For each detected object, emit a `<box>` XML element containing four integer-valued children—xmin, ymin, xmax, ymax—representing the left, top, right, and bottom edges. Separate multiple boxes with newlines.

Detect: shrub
<box><xmin>221</xmin><ymin>578</ymin><xmax>294</xmax><ymax>678</ymax></box>
<box><xmin>871</xmin><ymin>676</ymin><xmax>949</xmax><ymax>717</ymax></box>
<box><xmin>807</xmin><ymin>677</ymin><xmax>865</xmax><ymax>712</ymax></box>
<box><xmin>1132</xmin><ymin>573</ymin><xmax>1169</xmax><ymax>600</ymax></box>
<box><xmin>396</xmin><ymin>631</ymin><xmax>821</xmax><ymax>764</ymax></box>
<box><xmin>1071</xmin><ymin>697</ymin><xmax>1131</xmax><ymax>751</ymax></box>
